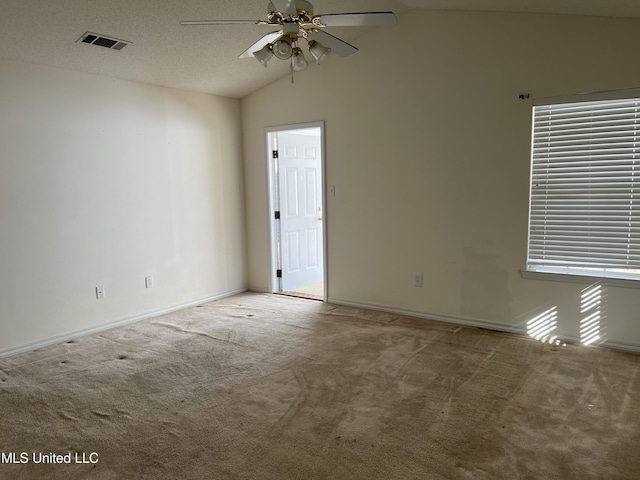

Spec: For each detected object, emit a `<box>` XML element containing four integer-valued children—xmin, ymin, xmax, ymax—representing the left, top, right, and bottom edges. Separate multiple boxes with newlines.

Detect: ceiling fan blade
<box><xmin>180</xmin><ymin>20</ymin><xmax>270</xmax><ymax>26</ymax></box>
<box><xmin>239</xmin><ymin>31</ymin><xmax>283</xmax><ymax>58</ymax></box>
<box><xmin>316</xmin><ymin>12</ymin><xmax>397</xmax><ymax>27</ymax></box>
<box><xmin>307</xmin><ymin>30</ymin><xmax>358</xmax><ymax>57</ymax></box>
<box><xmin>269</xmin><ymin>0</ymin><xmax>298</xmax><ymax>15</ymax></box>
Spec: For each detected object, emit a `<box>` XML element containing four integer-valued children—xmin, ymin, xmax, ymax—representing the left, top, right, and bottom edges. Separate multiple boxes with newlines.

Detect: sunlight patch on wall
<box><xmin>527</xmin><ymin>306</ymin><xmax>558</xmax><ymax>343</ymax></box>
<box><xmin>580</xmin><ymin>284</ymin><xmax>603</xmax><ymax>346</ymax></box>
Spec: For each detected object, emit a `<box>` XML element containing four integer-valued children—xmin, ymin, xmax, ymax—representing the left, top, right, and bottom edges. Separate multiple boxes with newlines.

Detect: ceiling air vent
<box><xmin>77</xmin><ymin>32</ymin><xmax>130</xmax><ymax>51</ymax></box>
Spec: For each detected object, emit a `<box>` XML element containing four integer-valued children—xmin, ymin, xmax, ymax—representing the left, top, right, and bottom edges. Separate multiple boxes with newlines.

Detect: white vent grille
<box><xmin>77</xmin><ymin>32</ymin><xmax>130</xmax><ymax>51</ymax></box>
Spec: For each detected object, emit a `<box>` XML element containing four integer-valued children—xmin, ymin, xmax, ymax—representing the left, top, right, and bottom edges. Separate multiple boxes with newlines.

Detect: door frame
<box><xmin>265</xmin><ymin>121</ymin><xmax>327</xmax><ymax>301</ymax></box>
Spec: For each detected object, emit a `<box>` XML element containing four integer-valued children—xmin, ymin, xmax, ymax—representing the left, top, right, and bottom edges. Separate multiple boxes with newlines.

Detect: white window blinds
<box><xmin>527</xmin><ymin>96</ymin><xmax>640</xmax><ymax>280</ymax></box>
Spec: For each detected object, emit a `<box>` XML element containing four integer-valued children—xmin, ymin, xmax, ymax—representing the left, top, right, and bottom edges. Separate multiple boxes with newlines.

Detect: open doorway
<box><xmin>266</xmin><ymin>122</ymin><xmax>326</xmax><ymax>301</ymax></box>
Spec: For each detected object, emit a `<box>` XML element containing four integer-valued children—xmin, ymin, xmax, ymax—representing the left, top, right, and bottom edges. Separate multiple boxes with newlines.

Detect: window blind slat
<box><xmin>527</xmin><ymin>96</ymin><xmax>640</xmax><ymax>278</ymax></box>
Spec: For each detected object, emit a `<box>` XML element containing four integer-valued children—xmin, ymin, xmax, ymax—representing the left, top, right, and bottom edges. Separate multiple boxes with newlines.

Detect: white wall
<box><xmin>241</xmin><ymin>10</ymin><xmax>640</xmax><ymax>349</ymax></box>
<box><xmin>0</xmin><ymin>59</ymin><xmax>247</xmax><ymax>353</ymax></box>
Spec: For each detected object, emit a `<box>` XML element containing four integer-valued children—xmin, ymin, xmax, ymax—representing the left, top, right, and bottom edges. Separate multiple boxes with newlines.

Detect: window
<box><xmin>526</xmin><ymin>93</ymin><xmax>640</xmax><ymax>283</ymax></box>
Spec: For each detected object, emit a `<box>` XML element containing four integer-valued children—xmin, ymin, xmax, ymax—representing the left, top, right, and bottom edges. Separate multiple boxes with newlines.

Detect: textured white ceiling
<box><xmin>0</xmin><ymin>0</ymin><xmax>638</xmax><ymax>99</ymax></box>
<box><xmin>400</xmin><ymin>0</ymin><xmax>640</xmax><ymax>18</ymax></box>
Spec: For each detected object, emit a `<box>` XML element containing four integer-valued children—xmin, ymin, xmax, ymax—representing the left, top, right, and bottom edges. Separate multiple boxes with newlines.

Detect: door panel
<box><xmin>278</xmin><ymin>129</ymin><xmax>323</xmax><ymax>291</ymax></box>
<box><xmin>286</xmin><ymin>231</ymin><xmax>300</xmax><ymax>271</ymax></box>
<box><xmin>285</xmin><ymin>168</ymin><xmax>299</xmax><ymax>217</ymax></box>
<box><xmin>306</xmin><ymin>229</ymin><xmax>319</xmax><ymax>267</ymax></box>
<box><xmin>305</xmin><ymin>169</ymin><xmax>318</xmax><ymax>216</ymax></box>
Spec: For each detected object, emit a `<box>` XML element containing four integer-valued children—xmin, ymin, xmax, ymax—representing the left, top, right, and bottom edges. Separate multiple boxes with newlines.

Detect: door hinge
<box><xmin>276</xmin><ymin>269</ymin><xmax>282</xmax><ymax>278</ymax></box>
<box><xmin>272</xmin><ymin>150</ymin><xmax>279</xmax><ymax>159</ymax></box>
<box><xmin>274</xmin><ymin>210</ymin><xmax>281</xmax><ymax>220</ymax></box>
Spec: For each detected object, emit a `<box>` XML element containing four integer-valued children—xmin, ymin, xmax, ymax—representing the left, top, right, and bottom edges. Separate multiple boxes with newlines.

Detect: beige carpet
<box><xmin>0</xmin><ymin>292</ymin><xmax>638</xmax><ymax>479</ymax></box>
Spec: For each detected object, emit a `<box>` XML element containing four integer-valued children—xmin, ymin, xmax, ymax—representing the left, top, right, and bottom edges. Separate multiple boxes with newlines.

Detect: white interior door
<box><xmin>277</xmin><ymin>129</ymin><xmax>324</xmax><ymax>292</ymax></box>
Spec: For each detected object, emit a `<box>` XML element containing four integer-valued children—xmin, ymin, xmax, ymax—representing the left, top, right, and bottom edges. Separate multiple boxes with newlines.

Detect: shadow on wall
<box><xmin>524</xmin><ymin>282</ymin><xmax>607</xmax><ymax>347</ymax></box>
<box><xmin>460</xmin><ymin>247</ymin><xmax>512</xmax><ymax>322</ymax></box>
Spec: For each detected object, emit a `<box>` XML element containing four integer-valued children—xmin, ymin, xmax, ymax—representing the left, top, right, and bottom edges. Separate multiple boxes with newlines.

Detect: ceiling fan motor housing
<box><xmin>267</xmin><ymin>0</ymin><xmax>314</xmax><ymax>23</ymax></box>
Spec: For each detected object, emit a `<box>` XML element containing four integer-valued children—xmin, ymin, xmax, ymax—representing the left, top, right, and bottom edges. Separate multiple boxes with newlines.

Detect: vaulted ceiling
<box><xmin>1</xmin><ymin>0</ymin><xmax>639</xmax><ymax>99</ymax></box>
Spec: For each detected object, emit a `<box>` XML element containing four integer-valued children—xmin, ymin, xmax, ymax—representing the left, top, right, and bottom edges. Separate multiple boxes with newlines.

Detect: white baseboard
<box><xmin>8</xmin><ymin>289</ymin><xmax>635</xmax><ymax>359</ymax></box>
<box><xmin>601</xmin><ymin>340</ymin><xmax>640</xmax><ymax>354</ymax></box>
<box><xmin>327</xmin><ymin>297</ymin><xmax>640</xmax><ymax>354</ymax></box>
<box><xmin>0</xmin><ymin>288</ymin><xmax>248</xmax><ymax>359</ymax></box>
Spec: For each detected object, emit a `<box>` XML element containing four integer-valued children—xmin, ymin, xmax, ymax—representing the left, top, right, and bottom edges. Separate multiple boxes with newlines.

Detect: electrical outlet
<box><xmin>414</xmin><ymin>273</ymin><xmax>423</xmax><ymax>287</ymax></box>
<box><xmin>96</xmin><ymin>286</ymin><xmax>105</xmax><ymax>299</ymax></box>
<box><xmin>145</xmin><ymin>276</ymin><xmax>153</xmax><ymax>289</ymax></box>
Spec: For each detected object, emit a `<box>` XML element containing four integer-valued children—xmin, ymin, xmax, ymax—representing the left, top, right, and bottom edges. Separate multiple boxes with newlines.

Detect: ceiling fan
<box><xmin>181</xmin><ymin>0</ymin><xmax>396</xmax><ymax>74</ymax></box>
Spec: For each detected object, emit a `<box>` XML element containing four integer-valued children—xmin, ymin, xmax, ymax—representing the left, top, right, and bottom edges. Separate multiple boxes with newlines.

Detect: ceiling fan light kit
<box><xmin>272</xmin><ymin>38</ymin><xmax>293</xmax><ymax>59</ymax></box>
<box><xmin>181</xmin><ymin>0</ymin><xmax>396</xmax><ymax>78</ymax></box>
<box><xmin>253</xmin><ymin>44</ymin><xmax>274</xmax><ymax>67</ymax></box>
<box><xmin>290</xmin><ymin>47</ymin><xmax>309</xmax><ymax>71</ymax></box>
<box><xmin>308</xmin><ymin>40</ymin><xmax>330</xmax><ymax>65</ymax></box>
